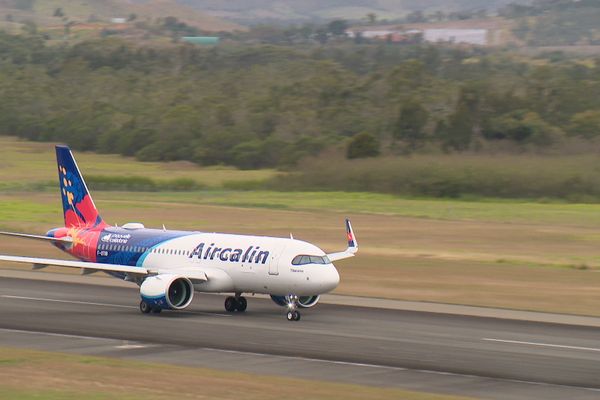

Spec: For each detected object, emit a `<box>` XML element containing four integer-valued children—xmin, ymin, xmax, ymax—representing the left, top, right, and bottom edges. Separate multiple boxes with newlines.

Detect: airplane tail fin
<box><xmin>56</xmin><ymin>145</ymin><xmax>104</xmax><ymax>228</ymax></box>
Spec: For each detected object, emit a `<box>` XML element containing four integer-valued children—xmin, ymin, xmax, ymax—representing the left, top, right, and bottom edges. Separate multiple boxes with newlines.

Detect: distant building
<box><xmin>423</xmin><ymin>29</ymin><xmax>488</xmax><ymax>46</ymax></box>
<box><xmin>346</xmin><ymin>28</ymin><xmax>422</xmax><ymax>43</ymax></box>
<box><xmin>182</xmin><ymin>36</ymin><xmax>220</xmax><ymax>45</ymax></box>
<box><xmin>347</xmin><ymin>25</ymin><xmax>490</xmax><ymax>46</ymax></box>
<box><xmin>110</xmin><ymin>18</ymin><xmax>127</xmax><ymax>24</ymax></box>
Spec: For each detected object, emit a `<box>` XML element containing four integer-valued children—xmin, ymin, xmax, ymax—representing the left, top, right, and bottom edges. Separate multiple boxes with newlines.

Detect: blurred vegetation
<box><xmin>501</xmin><ymin>0</ymin><xmax>600</xmax><ymax>46</ymax></box>
<box><xmin>86</xmin><ymin>176</ymin><xmax>204</xmax><ymax>191</ymax></box>
<box><xmin>270</xmin><ymin>155</ymin><xmax>600</xmax><ymax>201</ymax></box>
<box><xmin>2</xmin><ymin>24</ymin><xmax>600</xmax><ymax>199</ymax></box>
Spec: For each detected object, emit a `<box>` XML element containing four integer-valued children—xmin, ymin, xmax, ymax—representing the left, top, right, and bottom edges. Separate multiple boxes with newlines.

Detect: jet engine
<box><xmin>270</xmin><ymin>295</ymin><xmax>320</xmax><ymax>308</ymax></box>
<box><xmin>140</xmin><ymin>274</ymin><xmax>194</xmax><ymax>310</ymax></box>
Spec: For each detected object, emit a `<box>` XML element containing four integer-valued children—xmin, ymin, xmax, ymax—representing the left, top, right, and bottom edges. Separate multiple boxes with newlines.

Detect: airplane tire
<box><xmin>139</xmin><ymin>300</ymin><xmax>152</xmax><ymax>314</ymax></box>
<box><xmin>237</xmin><ymin>297</ymin><xmax>247</xmax><ymax>312</ymax></box>
<box><xmin>287</xmin><ymin>311</ymin><xmax>294</xmax><ymax>321</ymax></box>
<box><xmin>224</xmin><ymin>296</ymin><xmax>236</xmax><ymax>312</ymax></box>
<box><xmin>293</xmin><ymin>311</ymin><xmax>301</xmax><ymax>321</ymax></box>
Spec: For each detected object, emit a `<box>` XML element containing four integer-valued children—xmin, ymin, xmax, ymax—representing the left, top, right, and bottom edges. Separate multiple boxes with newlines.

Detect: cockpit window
<box><xmin>292</xmin><ymin>255</ymin><xmax>330</xmax><ymax>265</ymax></box>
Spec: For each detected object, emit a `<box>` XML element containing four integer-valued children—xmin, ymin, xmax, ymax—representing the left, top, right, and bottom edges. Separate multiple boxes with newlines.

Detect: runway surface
<box><xmin>1</xmin><ymin>277</ymin><xmax>600</xmax><ymax>399</ymax></box>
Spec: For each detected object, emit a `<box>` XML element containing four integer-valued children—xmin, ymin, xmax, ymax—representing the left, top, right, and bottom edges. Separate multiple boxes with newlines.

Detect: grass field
<box><xmin>0</xmin><ymin>137</ymin><xmax>277</xmax><ymax>189</ymax></box>
<box><xmin>0</xmin><ymin>347</ymin><xmax>470</xmax><ymax>400</ymax></box>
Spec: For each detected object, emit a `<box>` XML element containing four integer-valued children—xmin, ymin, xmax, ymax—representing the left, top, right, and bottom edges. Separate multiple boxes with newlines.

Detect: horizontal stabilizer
<box><xmin>0</xmin><ymin>231</ymin><xmax>73</xmax><ymax>244</ymax></box>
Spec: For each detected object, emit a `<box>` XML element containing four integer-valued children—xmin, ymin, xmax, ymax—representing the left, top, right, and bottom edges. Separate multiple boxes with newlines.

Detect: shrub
<box><xmin>346</xmin><ymin>132</ymin><xmax>380</xmax><ymax>159</ymax></box>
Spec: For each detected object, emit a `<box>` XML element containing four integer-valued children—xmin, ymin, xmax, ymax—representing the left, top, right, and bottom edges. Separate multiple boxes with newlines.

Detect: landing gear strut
<box><xmin>224</xmin><ymin>294</ymin><xmax>247</xmax><ymax>313</ymax></box>
<box><xmin>285</xmin><ymin>295</ymin><xmax>301</xmax><ymax>321</ymax></box>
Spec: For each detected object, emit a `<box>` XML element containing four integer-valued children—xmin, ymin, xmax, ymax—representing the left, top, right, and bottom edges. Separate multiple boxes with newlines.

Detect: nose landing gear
<box><xmin>285</xmin><ymin>295</ymin><xmax>301</xmax><ymax>321</ymax></box>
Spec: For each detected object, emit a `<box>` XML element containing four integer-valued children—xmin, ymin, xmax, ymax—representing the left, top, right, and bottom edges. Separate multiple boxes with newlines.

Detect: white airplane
<box><xmin>0</xmin><ymin>145</ymin><xmax>358</xmax><ymax>321</ymax></box>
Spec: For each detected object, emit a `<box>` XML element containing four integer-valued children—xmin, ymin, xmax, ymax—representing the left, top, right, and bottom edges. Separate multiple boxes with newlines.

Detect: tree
<box><xmin>569</xmin><ymin>110</ymin><xmax>600</xmax><ymax>139</ymax></box>
<box><xmin>366</xmin><ymin>13</ymin><xmax>377</xmax><ymax>24</ymax></box>
<box><xmin>443</xmin><ymin>104</ymin><xmax>474</xmax><ymax>151</ymax></box>
<box><xmin>393</xmin><ymin>100</ymin><xmax>429</xmax><ymax>150</ymax></box>
<box><xmin>484</xmin><ymin>110</ymin><xmax>564</xmax><ymax>146</ymax></box>
<box><xmin>347</xmin><ymin>132</ymin><xmax>380</xmax><ymax>159</ymax></box>
<box><xmin>406</xmin><ymin>11</ymin><xmax>426</xmax><ymax>23</ymax></box>
<box><xmin>327</xmin><ymin>20</ymin><xmax>348</xmax><ymax>36</ymax></box>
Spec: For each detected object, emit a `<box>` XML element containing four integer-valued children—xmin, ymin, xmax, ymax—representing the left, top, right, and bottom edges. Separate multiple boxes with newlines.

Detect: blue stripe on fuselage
<box><xmin>96</xmin><ymin>227</ymin><xmax>194</xmax><ymax>267</ymax></box>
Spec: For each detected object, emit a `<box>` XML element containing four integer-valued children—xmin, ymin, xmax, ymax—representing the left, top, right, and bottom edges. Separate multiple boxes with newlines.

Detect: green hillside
<box><xmin>502</xmin><ymin>0</ymin><xmax>600</xmax><ymax>46</ymax></box>
<box><xmin>180</xmin><ymin>0</ymin><xmax>529</xmax><ymax>23</ymax></box>
<box><xmin>0</xmin><ymin>0</ymin><xmax>243</xmax><ymax>32</ymax></box>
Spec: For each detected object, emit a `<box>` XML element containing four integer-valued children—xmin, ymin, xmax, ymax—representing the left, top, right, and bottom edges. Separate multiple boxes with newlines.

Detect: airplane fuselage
<box><xmin>47</xmin><ymin>224</ymin><xmax>340</xmax><ymax>296</ymax></box>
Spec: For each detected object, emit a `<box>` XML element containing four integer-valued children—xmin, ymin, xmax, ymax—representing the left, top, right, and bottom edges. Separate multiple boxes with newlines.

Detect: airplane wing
<box><xmin>163</xmin><ymin>268</ymin><xmax>208</xmax><ymax>283</ymax></box>
<box><xmin>327</xmin><ymin>218</ymin><xmax>358</xmax><ymax>262</ymax></box>
<box><xmin>0</xmin><ymin>255</ymin><xmax>148</xmax><ymax>275</ymax></box>
<box><xmin>0</xmin><ymin>255</ymin><xmax>215</xmax><ymax>283</ymax></box>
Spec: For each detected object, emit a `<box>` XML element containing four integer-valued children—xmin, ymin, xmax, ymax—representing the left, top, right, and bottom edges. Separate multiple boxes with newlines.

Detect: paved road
<box><xmin>1</xmin><ymin>277</ymin><xmax>600</xmax><ymax>399</ymax></box>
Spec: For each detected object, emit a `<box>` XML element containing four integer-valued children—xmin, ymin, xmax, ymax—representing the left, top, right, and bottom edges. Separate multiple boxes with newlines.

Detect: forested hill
<box><xmin>1</xmin><ymin>31</ymin><xmax>600</xmax><ymax>170</ymax></box>
<box><xmin>180</xmin><ymin>0</ymin><xmax>528</xmax><ymax>23</ymax></box>
<box><xmin>502</xmin><ymin>0</ymin><xmax>600</xmax><ymax>46</ymax></box>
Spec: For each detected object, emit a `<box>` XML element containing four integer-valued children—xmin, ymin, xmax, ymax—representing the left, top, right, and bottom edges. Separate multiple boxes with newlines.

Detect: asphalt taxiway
<box><xmin>1</xmin><ymin>275</ymin><xmax>600</xmax><ymax>400</ymax></box>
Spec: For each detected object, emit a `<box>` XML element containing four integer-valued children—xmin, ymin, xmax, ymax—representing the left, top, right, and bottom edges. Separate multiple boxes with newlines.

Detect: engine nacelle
<box><xmin>140</xmin><ymin>274</ymin><xmax>194</xmax><ymax>310</ymax></box>
<box><xmin>270</xmin><ymin>295</ymin><xmax>320</xmax><ymax>308</ymax></box>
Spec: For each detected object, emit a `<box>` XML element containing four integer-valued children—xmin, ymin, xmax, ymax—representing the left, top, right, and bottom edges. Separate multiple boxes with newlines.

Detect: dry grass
<box><xmin>2</xmin><ymin>191</ymin><xmax>600</xmax><ymax>316</ymax></box>
<box><xmin>0</xmin><ymin>137</ymin><xmax>277</xmax><ymax>188</ymax></box>
<box><xmin>277</xmin><ymin>153</ymin><xmax>600</xmax><ymax>201</ymax></box>
<box><xmin>0</xmin><ymin>347</ymin><xmax>469</xmax><ymax>400</ymax></box>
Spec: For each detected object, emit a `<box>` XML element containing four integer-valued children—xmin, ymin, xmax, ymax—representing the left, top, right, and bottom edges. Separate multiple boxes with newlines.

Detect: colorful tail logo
<box><xmin>56</xmin><ymin>145</ymin><xmax>104</xmax><ymax>228</ymax></box>
<box><xmin>346</xmin><ymin>219</ymin><xmax>356</xmax><ymax>248</ymax></box>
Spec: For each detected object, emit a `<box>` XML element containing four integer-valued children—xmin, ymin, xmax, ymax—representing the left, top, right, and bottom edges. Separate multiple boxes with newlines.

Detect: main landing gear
<box><xmin>139</xmin><ymin>300</ymin><xmax>162</xmax><ymax>314</ymax></box>
<box><xmin>224</xmin><ymin>294</ymin><xmax>247</xmax><ymax>313</ymax></box>
<box><xmin>285</xmin><ymin>295</ymin><xmax>301</xmax><ymax>321</ymax></box>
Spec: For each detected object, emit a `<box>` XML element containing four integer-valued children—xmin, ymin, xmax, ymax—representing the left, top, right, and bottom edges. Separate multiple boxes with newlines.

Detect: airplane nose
<box><xmin>322</xmin><ymin>264</ymin><xmax>340</xmax><ymax>292</ymax></box>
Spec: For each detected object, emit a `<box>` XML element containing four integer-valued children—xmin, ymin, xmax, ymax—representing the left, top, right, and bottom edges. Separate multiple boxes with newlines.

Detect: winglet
<box><xmin>346</xmin><ymin>218</ymin><xmax>358</xmax><ymax>253</ymax></box>
<box><xmin>326</xmin><ymin>218</ymin><xmax>358</xmax><ymax>262</ymax></box>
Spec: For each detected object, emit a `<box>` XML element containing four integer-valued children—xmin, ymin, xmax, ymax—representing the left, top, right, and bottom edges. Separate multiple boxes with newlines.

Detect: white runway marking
<box><xmin>1</xmin><ymin>327</ymin><xmax>599</xmax><ymax>393</ymax></box>
<box><xmin>0</xmin><ymin>294</ymin><xmax>231</xmax><ymax>317</ymax></box>
<box><xmin>202</xmin><ymin>347</ymin><xmax>409</xmax><ymax>371</ymax></box>
<box><xmin>0</xmin><ymin>327</ymin><xmax>118</xmax><ymax>342</ymax></box>
<box><xmin>197</xmin><ymin>348</ymin><xmax>600</xmax><ymax>392</ymax></box>
<box><xmin>1</xmin><ymin>294</ymin><xmax>135</xmax><ymax>308</ymax></box>
<box><xmin>483</xmin><ymin>338</ymin><xmax>600</xmax><ymax>353</ymax></box>
<box><xmin>114</xmin><ymin>344</ymin><xmax>150</xmax><ymax>350</ymax></box>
